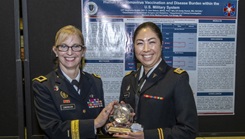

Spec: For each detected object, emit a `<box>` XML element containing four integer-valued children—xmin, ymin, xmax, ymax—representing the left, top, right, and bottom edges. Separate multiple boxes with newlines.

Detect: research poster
<box><xmin>81</xmin><ymin>0</ymin><xmax>238</xmax><ymax>115</ymax></box>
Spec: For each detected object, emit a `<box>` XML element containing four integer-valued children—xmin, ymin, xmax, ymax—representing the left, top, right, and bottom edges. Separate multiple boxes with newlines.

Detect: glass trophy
<box><xmin>107</xmin><ymin>103</ymin><xmax>143</xmax><ymax>133</ymax></box>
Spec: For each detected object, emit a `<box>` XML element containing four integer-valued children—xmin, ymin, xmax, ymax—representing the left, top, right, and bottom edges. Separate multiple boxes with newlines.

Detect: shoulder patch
<box><xmin>32</xmin><ymin>76</ymin><xmax>47</xmax><ymax>83</ymax></box>
<box><xmin>92</xmin><ymin>73</ymin><xmax>101</xmax><ymax>78</ymax></box>
<box><xmin>174</xmin><ymin>68</ymin><xmax>185</xmax><ymax>74</ymax></box>
<box><xmin>125</xmin><ymin>71</ymin><xmax>133</xmax><ymax>76</ymax></box>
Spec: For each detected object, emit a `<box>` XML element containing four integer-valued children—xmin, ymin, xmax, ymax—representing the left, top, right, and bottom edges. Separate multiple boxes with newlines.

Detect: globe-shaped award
<box><xmin>108</xmin><ymin>103</ymin><xmax>134</xmax><ymax>133</ymax></box>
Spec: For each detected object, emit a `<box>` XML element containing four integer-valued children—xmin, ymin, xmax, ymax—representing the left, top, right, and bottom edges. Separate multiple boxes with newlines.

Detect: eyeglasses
<box><xmin>56</xmin><ymin>44</ymin><xmax>85</xmax><ymax>52</ymax></box>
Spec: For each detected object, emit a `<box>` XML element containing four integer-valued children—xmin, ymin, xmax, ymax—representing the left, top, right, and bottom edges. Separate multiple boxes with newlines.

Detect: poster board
<box><xmin>81</xmin><ymin>0</ymin><xmax>244</xmax><ymax>136</ymax></box>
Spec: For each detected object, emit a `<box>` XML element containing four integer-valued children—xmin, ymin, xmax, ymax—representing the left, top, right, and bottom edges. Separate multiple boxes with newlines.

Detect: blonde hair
<box><xmin>54</xmin><ymin>25</ymin><xmax>84</xmax><ymax>46</ymax></box>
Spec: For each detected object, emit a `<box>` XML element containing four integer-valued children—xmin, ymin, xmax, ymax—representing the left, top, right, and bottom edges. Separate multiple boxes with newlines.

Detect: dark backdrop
<box><xmin>0</xmin><ymin>0</ymin><xmax>24</xmax><ymax>138</ymax></box>
<box><xmin>22</xmin><ymin>0</ymin><xmax>245</xmax><ymax>138</ymax></box>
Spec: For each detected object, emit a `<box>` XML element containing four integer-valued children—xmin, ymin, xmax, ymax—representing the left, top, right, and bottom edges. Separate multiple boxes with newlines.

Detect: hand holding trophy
<box><xmin>107</xmin><ymin>103</ymin><xmax>143</xmax><ymax>133</ymax></box>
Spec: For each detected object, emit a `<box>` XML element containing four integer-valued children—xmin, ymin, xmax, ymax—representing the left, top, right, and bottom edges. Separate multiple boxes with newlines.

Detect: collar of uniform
<box><xmin>138</xmin><ymin>58</ymin><xmax>162</xmax><ymax>81</ymax></box>
<box><xmin>147</xmin><ymin>59</ymin><xmax>170</xmax><ymax>81</ymax></box>
<box><xmin>60</xmin><ymin>69</ymin><xmax>80</xmax><ymax>83</ymax></box>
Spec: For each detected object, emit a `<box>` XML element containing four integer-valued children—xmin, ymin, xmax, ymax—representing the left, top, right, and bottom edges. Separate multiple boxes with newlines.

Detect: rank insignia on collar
<box><xmin>60</xmin><ymin>91</ymin><xmax>68</xmax><ymax>99</ymax></box>
<box><xmin>134</xmin><ymin>73</ymin><xmax>137</xmax><ymax>78</ymax></box>
<box><xmin>33</xmin><ymin>76</ymin><xmax>47</xmax><ymax>83</ymax></box>
<box><xmin>126</xmin><ymin>85</ymin><xmax>130</xmax><ymax>91</ymax></box>
<box><xmin>54</xmin><ymin>85</ymin><xmax>59</xmax><ymax>91</ymax></box>
<box><xmin>174</xmin><ymin>68</ymin><xmax>185</xmax><ymax>74</ymax></box>
<box><xmin>152</xmin><ymin>73</ymin><xmax>157</xmax><ymax>78</ymax></box>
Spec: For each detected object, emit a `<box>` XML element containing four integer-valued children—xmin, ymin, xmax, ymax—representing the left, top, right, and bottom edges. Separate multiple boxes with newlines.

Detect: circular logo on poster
<box><xmin>86</xmin><ymin>2</ymin><xmax>98</xmax><ymax>15</ymax></box>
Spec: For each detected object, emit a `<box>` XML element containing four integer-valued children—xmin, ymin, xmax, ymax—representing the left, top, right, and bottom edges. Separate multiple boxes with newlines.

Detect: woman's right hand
<box><xmin>94</xmin><ymin>100</ymin><xmax>118</xmax><ymax>128</ymax></box>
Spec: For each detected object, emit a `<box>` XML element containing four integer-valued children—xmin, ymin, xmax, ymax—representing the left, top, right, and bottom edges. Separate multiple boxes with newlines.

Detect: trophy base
<box><xmin>107</xmin><ymin>127</ymin><xmax>131</xmax><ymax>133</ymax></box>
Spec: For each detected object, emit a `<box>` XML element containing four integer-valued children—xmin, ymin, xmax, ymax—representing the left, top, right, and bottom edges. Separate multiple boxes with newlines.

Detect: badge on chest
<box><xmin>123</xmin><ymin>85</ymin><xmax>131</xmax><ymax>98</ymax></box>
<box><xmin>60</xmin><ymin>104</ymin><xmax>76</xmax><ymax>111</ymax></box>
<box><xmin>87</xmin><ymin>98</ymin><xmax>103</xmax><ymax>108</ymax></box>
<box><xmin>58</xmin><ymin>91</ymin><xmax>75</xmax><ymax>110</ymax></box>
